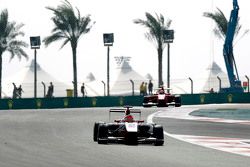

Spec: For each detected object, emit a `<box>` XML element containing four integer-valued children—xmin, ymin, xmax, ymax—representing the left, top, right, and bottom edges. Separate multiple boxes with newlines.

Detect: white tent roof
<box><xmin>2</xmin><ymin>60</ymin><xmax>70</xmax><ymax>98</ymax></box>
<box><xmin>145</xmin><ymin>73</ymin><xmax>153</xmax><ymax>80</ymax></box>
<box><xmin>168</xmin><ymin>61</ymin><xmax>230</xmax><ymax>94</ymax></box>
<box><xmin>81</xmin><ymin>72</ymin><xmax>104</xmax><ymax>97</ymax></box>
<box><xmin>2</xmin><ymin>58</ymin><xmax>230</xmax><ymax>97</ymax></box>
<box><xmin>200</xmin><ymin>61</ymin><xmax>229</xmax><ymax>92</ymax></box>
<box><xmin>110</xmin><ymin>57</ymin><xmax>148</xmax><ymax>95</ymax></box>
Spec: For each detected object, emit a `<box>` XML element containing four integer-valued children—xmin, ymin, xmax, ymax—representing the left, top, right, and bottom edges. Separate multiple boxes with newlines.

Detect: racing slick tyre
<box><xmin>153</xmin><ymin>125</ymin><xmax>164</xmax><ymax>146</ymax></box>
<box><xmin>93</xmin><ymin>122</ymin><xmax>101</xmax><ymax>142</ymax></box>
<box><xmin>97</xmin><ymin>124</ymin><xmax>108</xmax><ymax>144</ymax></box>
<box><xmin>142</xmin><ymin>98</ymin><xmax>152</xmax><ymax>107</ymax></box>
<box><xmin>174</xmin><ymin>96</ymin><xmax>181</xmax><ymax>107</ymax></box>
<box><xmin>143</xmin><ymin>104</ymin><xmax>152</xmax><ymax>108</ymax></box>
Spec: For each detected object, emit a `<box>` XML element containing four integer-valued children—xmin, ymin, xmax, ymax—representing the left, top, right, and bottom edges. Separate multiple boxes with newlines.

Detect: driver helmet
<box><xmin>125</xmin><ymin>108</ymin><xmax>130</xmax><ymax>115</ymax></box>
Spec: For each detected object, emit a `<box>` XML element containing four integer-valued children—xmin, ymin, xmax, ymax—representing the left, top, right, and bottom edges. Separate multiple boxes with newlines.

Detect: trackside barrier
<box><xmin>1</xmin><ymin>93</ymin><xmax>250</xmax><ymax>110</ymax></box>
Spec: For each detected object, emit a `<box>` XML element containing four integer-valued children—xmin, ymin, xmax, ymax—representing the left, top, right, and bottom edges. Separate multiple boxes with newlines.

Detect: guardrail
<box><xmin>1</xmin><ymin>93</ymin><xmax>250</xmax><ymax>110</ymax></box>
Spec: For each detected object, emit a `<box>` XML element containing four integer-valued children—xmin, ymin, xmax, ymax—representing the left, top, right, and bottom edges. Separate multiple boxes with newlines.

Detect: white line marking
<box><xmin>147</xmin><ymin>109</ymin><xmax>250</xmax><ymax>157</ymax></box>
<box><xmin>154</xmin><ymin>107</ymin><xmax>250</xmax><ymax>125</ymax></box>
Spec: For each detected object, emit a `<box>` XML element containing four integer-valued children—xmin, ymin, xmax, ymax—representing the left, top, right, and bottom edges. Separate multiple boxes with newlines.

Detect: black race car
<box><xmin>93</xmin><ymin>106</ymin><xmax>164</xmax><ymax>145</ymax></box>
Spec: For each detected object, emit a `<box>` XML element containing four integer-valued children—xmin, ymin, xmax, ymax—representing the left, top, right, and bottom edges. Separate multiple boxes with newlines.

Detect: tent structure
<box><xmin>80</xmin><ymin>72</ymin><xmax>104</xmax><ymax>97</ymax></box>
<box><xmin>110</xmin><ymin>57</ymin><xmax>151</xmax><ymax>95</ymax></box>
<box><xmin>2</xmin><ymin>60</ymin><xmax>70</xmax><ymax>98</ymax></box>
<box><xmin>2</xmin><ymin>58</ymin><xmax>231</xmax><ymax>98</ymax></box>
<box><xmin>200</xmin><ymin>61</ymin><xmax>229</xmax><ymax>93</ymax></box>
<box><xmin>168</xmin><ymin>61</ymin><xmax>230</xmax><ymax>94</ymax></box>
<box><xmin>145</xmin><ymin>73</ymin><xmax>153</xmax><ymax>80</ymax></box>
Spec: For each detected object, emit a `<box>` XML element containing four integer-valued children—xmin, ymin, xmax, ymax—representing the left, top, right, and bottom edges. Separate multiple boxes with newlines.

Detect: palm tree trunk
<box><xmin>72</xmin><ymin>45</ymin><xmax>78</xmax><ymax>97</ymax></box>
<box><xmin>0</xmin><ymin>52</ymin><xmax>2</xmax><ymax>99</ymax></box>
<box><xmin>158</xmin><ymin>47</ymin><xmax>163</xmax><ymax>87</ymax></box>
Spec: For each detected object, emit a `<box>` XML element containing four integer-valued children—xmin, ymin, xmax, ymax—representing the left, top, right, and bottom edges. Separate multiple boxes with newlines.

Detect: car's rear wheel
<box><xmin>98</xmin><ymin>124</ymin><xmax>108</xmax><ymax>144</ymax></box>
<box><xmin>153</xmin><ymin>125</ymin><xmax>164</xmax><ymax>146</ymax></box>
<box><xmin>143</xmin><ymin>104</ymin><xmax>152</xmax><ymax>107</ymax></box>
<box><xmin>143</xmin><ymin>98</ymin><xmax>152</xmax><ymax>107</ymax></box>
<box><xmin>174</xmin><ymin>96</ymin><xmax>181</xmax><ymax>107</ymax></box>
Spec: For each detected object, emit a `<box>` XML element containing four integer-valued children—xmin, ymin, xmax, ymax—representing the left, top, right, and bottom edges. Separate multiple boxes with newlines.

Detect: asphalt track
<box><xmin>0</xmin><ymin>105</ymin><xmax>249</xmax><ymax>167</ymax></box>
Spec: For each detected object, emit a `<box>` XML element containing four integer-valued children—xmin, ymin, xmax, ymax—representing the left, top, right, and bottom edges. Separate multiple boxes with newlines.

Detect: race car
<box><xmin>143</xmin><ymin>88</ymin><xmax>181</xmax><ymax>107</ymax></box>
<box><xmin>93</xmin><ymin>106</ymin><xmax>164</xmax><ymax>146</ymax></box>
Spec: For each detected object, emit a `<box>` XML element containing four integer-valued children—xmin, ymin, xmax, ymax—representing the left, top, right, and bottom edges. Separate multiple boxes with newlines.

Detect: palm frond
<box><xmin>134</xmin><ymin>12</ymin><xmax>171</xmax><ymax>48</ymax></box>
<box><xmin>43</xmin><ymin>32</ymin><xmax>66</xmax><ymax>47</ymax></box>
<box><xmin>7</xmin><ymin>46</ymin><xmax>28</xmax><ymax>60</ymax></box>
<box><xmin>203</xmin><ymin>7</ymin><xmax>248</xmax><ymax>43</ymax></box>
<box><xmin>44</xmin><ymin>0</ymin><xmax>94</xmax><ymax>49</ymax></box>
<box><xmin>59</xmin><ymin>38</ymin><xmax>70</xmax><ymax>49</ymax></box>
<box><xmin>203</xmin><ymin>8</ymin><xmax>228</xmax><ymax>38</ymax></box>
<box><xmin>0</xmin><ymin>9</ymin><xmax>28</xmax><ymax>59</ymax></box>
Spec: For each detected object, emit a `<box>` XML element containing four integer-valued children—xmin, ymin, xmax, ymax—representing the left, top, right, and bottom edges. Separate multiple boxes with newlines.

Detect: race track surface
<box><xmin>0</xmin><ymin>105</ymin><xmax>249</xmax><ymax>167</ymax></box>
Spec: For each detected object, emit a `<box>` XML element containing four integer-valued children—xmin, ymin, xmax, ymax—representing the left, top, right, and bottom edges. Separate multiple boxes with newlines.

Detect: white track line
<box><xmin>147</xmin><ymin>109</ymin><xmax>250</xmax><ymax>157</ymax></box>
<box><xmin>154</xmin><ymin>107</ymin><xmax>250</xmax><ymax>125</ymax></box>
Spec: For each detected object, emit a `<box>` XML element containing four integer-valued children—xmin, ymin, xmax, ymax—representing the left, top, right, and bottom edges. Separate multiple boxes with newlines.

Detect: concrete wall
<box><xmin>1</xmin><ymin>93</ymin><xmax>250</xmax><ymax>110</ymax></box>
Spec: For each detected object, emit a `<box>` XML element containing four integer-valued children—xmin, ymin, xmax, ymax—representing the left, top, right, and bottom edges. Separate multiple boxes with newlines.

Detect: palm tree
<box><xmin>43</xmin><ymin>0</ymin><xmax>95</xmax><ymax>97</ymax></box>
<box><xmin>203</xmin><ymin>8</ymin><xmax>248</xmax><ymax>43</ymax></box>
<box><xmin>134</xmin><ymin>12</ymin><xmax>172</xmax><ymax>87</ymax></box>
<box><xmin>0</xmin><ymin>9</ymin><xmax>28</xmax><ymax>99</ymax></box>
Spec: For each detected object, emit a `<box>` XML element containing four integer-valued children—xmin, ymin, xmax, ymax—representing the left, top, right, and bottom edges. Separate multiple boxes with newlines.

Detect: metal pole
<box><xmin>34</xmin><ymin>49</ymin><xmax>37</xmax><ymax>98</ymax></box>
<box><xmin>188</xmin><ymin>77</ymin><xmax>193</xmax><ymax>94</ymax></box>
<box><xmin>130</xmin><ymin>79</ymin><xmax>134</xmax><ymax>96</ymax></box>
<box><xmin>167</xmin><ymin>43</ymin><xmax>170</xmax><ymax>93</ymax></box>
<box><xmin>245</xmin><ymin>75</ymin><xmax>249</xmax><ymax>93</ymax></box>
<box><xmin>41</xmin><ymin>82</ymin><xmax>46</xmax><ymax>97</ymax></box>
<box><xmin>107</xmin><ymin>46</ymin><xmax>110</xmax><ymax>96</ymax></box>
<box><xmin>101</xmin><ymin>81</ymin><xmax>106</xmax><ymax>96</ymax></box>
<box><xmin>217</xmin><ymin>76</ymin><xmax>221</xmax><ymax>92</ymax></box>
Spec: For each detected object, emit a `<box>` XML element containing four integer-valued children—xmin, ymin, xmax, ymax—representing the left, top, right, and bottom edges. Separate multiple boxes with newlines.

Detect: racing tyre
<box><xmin>97</xmin><ymin>124</ymin><xmax>108</xmax><ymax>144</ymax></box>
<box><xmin>174</xmin><ymin>96</ymin><xmax>181</xmax><ymax>107</ymax></box>
<box><xmin>143</xmin><ymin>98</ymin><xmax>152</xmax><ymax>107</ymax></box>
<box><xmin>93</xmin><ymin>122</ymin><xmax>101</xmax><ymax>142</ymax></box>
<box><xmin>153</xmin><ymin>125</ymin><xmax>164</xmax><ymax>146</ymax></box>
<box><xmin>143</xmin><ymin>104</ymin><xmax>152</xmax><ymax>108</ymax></box>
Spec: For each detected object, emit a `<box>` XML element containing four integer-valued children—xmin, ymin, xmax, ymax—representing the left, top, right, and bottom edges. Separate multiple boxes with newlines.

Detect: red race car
<box><xmin>93</xmin><ymin>106</ymin><xmax>164</xmax><ymax>145</ymax></box>
<box><xmin>143</xmin><ymin>88</ymin><xmax>181</xmax><ymax>107</ymax></box>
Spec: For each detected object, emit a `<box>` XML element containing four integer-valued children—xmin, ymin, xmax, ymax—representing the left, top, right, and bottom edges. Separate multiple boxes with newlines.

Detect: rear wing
<box><xmin>109</xmin><ymin>108</ymin><xmax>141</xmax><ymax>121</ymax></box>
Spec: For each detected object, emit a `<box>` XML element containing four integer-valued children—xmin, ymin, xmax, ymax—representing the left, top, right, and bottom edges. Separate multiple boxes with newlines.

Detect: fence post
<box><xmin>188</xmin><ymin>77</ymin><xmax>193</xmax><ymax>94</ymax></box>
<box><xmin>129</xmin><ymin>79</ymin><xmax>134</xmax><ymax>96</ymax></box>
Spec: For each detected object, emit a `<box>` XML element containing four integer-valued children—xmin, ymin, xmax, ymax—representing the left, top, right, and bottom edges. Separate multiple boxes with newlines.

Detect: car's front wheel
<box><xmin>97</xmin><ymin>124</ymin><xmax>108</xmax><ymax>144</ymax></box>
<box><xmin>93</xmin><ymin>122</ymin><xmax>101</xmax><ymax>142</ymax></box>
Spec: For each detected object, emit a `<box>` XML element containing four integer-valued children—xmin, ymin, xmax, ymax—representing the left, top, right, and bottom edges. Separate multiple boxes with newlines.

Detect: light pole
<box><xmin>103</xmin><ymin>33</ymin><xmax>114</xmax><ymax>96</ymax></box>
<box><xmin>30</xmin><ymin>36</ymin><xmax>41</xmax><ymax>98</ymax></box>
<box><xmin>163</xmin><ymin>30</ymin><xmax>174</xmax><ymax>93</ymax></box>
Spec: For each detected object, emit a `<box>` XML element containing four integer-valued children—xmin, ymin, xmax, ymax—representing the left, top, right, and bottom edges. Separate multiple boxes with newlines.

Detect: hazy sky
<box><xmin>1</xmin><ymin>0</ymin><xmax>250</xmax><ymax>83</ymax></box>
